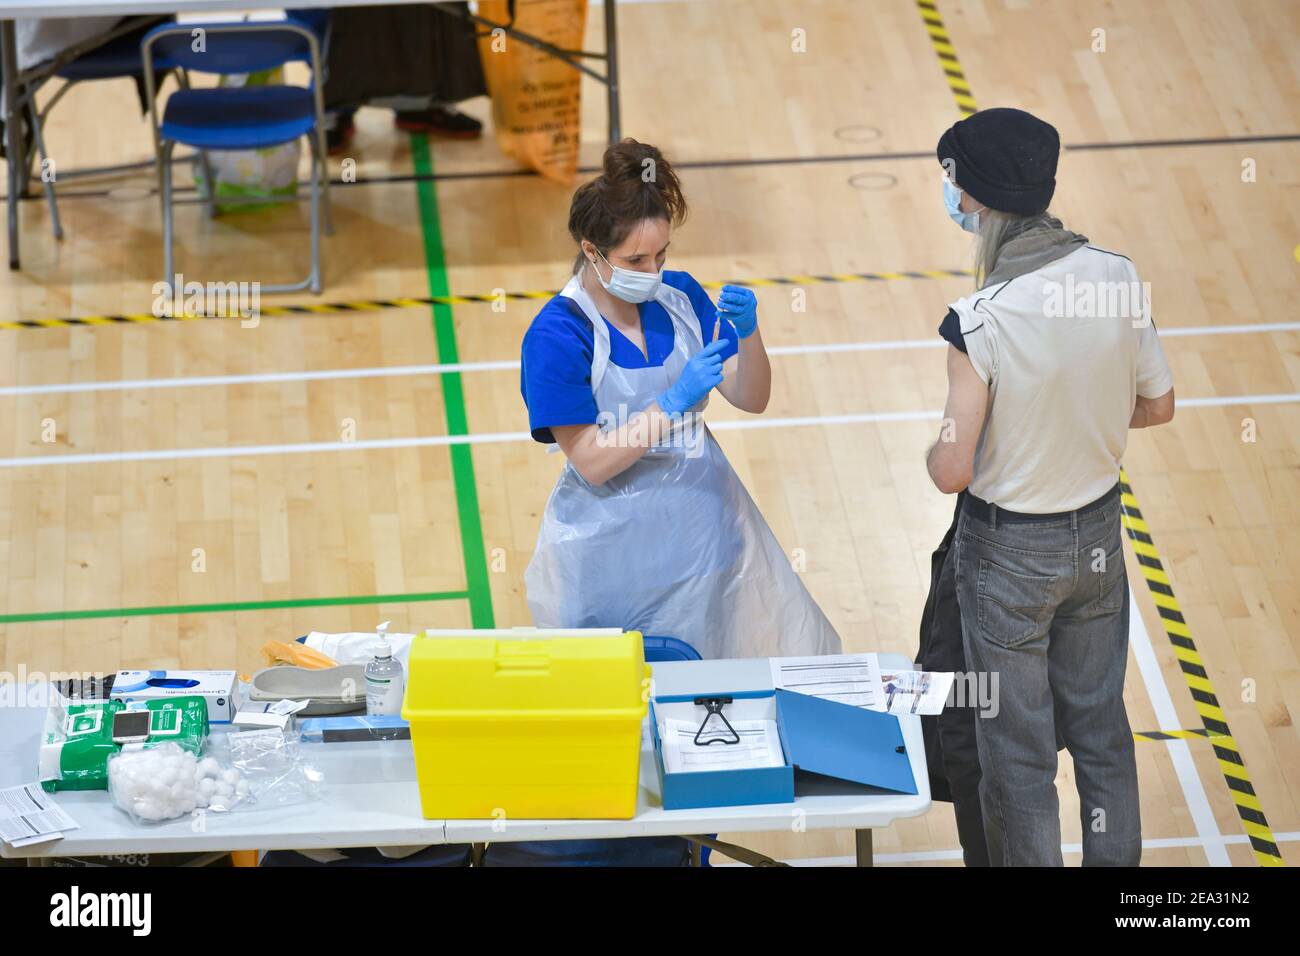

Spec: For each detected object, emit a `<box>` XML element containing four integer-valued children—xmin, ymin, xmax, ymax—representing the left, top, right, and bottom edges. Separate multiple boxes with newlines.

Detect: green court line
<box><xmin>0</xmin><ymin>590</ymin><xmax>471</xmax><ymax>625</ymax></box>
<box><xmin>411</xmin><ymin>134</ymin><xmax>496</xmax><ymax>629</ymax></box>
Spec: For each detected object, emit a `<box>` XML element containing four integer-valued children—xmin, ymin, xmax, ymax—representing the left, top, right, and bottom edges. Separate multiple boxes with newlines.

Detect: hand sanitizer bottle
<box><xmin>365</xmin><ymin>621</ymin><xmax>405</xmax><ymax>716</ymax></box>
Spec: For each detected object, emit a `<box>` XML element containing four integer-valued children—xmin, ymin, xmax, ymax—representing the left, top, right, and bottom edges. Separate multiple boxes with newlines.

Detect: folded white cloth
<box><xmin>17</xmin><ymin>18</ymin><xmax>123</xmax><ymax>71</ymax></box>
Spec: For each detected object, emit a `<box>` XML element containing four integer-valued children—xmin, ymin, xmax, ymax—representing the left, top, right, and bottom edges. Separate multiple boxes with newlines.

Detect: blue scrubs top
<box><xmin>520</xmin><ymin>270</ymin><xmax>739</xmax><ymax>443</ymax></box>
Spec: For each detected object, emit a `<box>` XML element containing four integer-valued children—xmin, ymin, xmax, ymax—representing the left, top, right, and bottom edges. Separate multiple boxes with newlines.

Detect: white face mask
<box><xmin>589</xmin><ymin>248</ymin><xmax>663</xmax><ymax>304</ymax></box>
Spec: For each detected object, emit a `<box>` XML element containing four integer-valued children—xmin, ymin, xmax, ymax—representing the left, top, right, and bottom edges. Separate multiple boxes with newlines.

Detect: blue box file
<box><xmin>650</xmin><ymin>688</ymin><xmax>916</xmax><ymax>811</ymax></box>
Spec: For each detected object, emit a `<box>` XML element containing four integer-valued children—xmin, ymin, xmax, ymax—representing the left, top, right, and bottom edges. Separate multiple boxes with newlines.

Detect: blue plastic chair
<box><xmin>141</xmin><ymin>19</ymin><xmax>332</xmax><ymax>294</ymax></box>
<box><xmin>481</xmin><ymin>635</ymin><xmax>708</xmax><ymax>867</ymax></box>
<box><xmin>642</xmin><ymin>635</ymin><xmax>703</xmax><ymax>663</ymax></box>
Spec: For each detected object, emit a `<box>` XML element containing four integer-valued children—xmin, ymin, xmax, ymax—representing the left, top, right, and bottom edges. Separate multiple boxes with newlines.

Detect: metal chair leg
<box><xmin>160</xmin><ymin>138</ymin><xmax>176</xmax><ymax>286</ymax></box>
<box><xmin>3</xmin><ymin>19</ymin><xmax>23</xmax><ymax>269</ymax></box>
<box><xmin>317</xmin><ymin>128</ymin><xmax>333</xmax><ymax>236</ymax></box>
<box><xmin>196</xmin><ymin>150</ymin><xmax>218</xmax><ymax>219</ymax></box>
<box><xmin>28</xmin><ymin>107</ymin><xmax>62</xmax><ymax>240</ymax></box>
<box><xmin>307</xmin><ymin>132</ymin><xmax>321</xmax><ymax>294</ymax></box>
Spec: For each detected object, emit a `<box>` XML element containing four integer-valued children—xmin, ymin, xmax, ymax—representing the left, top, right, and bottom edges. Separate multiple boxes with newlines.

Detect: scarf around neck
<box><xmin>982</xmin><ymin>214</ymin><xmax>1089</xmax><ymax>288</ymax></box>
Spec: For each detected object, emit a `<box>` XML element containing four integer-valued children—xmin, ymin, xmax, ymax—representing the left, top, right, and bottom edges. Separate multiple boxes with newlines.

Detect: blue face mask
<box><xmin>944</xmin><ymin>178</ymin><xmax>982</xmax><ymax>234</ymax></box>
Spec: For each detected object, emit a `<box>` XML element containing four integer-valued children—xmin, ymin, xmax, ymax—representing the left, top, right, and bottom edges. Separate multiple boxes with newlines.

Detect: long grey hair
<box><xmin>974</xmin><ymin>210</ymin><xmax>1019</xmax><ymax>288</ymax></box>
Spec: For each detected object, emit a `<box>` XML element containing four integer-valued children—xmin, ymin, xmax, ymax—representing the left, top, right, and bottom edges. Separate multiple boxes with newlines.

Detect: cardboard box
<box><xmin>112</xmin><ymin>670</ymin><xmax>240</xmax><ymax>724</ymax></box>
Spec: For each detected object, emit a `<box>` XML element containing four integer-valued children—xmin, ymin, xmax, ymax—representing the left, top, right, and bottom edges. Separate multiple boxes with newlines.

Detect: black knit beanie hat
<box><xmin>936</xmin><ymin>108</ymin><xmax>1060</xmax><ymax>215</ymax></box>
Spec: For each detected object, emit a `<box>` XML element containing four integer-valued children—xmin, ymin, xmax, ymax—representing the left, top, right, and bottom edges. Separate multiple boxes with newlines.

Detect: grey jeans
<box><xmin>954</xmin><ymin>491</ymin><xmax>1141</xmax><ymax>866</ymax></box>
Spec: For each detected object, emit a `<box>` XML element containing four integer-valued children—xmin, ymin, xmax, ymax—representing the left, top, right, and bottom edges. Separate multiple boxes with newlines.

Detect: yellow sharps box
<box><xmin>402</xmin><ymin>628</ymin><xmax>650</xmax><ymax>819</ymax></box>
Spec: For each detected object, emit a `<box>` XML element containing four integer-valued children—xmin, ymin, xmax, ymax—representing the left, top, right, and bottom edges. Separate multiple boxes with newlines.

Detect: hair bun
<box><xmin>567</xmin><ymin>139</ymin><xmax>687</xmax><ymax>267</ymax></box>
<box><xmin>602</xmin><ymin>139</ymin><xmax>662</xmax><ymax>181</ymax></box>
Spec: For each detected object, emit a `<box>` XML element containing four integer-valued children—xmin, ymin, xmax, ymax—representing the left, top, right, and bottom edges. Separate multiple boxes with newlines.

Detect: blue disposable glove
<box><xmin>716</xmin><ymin>284</ymin><xmax>758</xmax><ymax>338</ymax></box>
<box><xmin>659</xmin><ymin>339</ymin><xmax>731</xmax><ymax>415</ymax></box>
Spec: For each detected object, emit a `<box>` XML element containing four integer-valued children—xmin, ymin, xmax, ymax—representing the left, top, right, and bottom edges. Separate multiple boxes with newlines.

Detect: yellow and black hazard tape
<box><xmin>1119</xmin><ymin>468</ymin><xmax>1285</xmax><ymax>867</ymax></box>
<box><xmin>916</xmin><ymin>0</ymin><xmax>978</xmax><ymax>116</ymax></box>
<box><xmin>0</xmin><ymin>269</ymin><xmax>974</xmax><ymax>331</ymax></box>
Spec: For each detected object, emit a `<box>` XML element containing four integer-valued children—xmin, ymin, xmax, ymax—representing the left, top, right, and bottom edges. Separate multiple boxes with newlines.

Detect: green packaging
<box><xmin>138</xmin><ymin>696</ymin><xmax>209</xmax><ymax>755</ymax></box>
<box><xmin>40</xmin><ymin>700</ymin><xmax>122</xmax><ymax>792</ymax></box>
<box><xmin>40</xmin><ymin>695</ymin><xmax>210</xmax><ymax>792</ymax></box>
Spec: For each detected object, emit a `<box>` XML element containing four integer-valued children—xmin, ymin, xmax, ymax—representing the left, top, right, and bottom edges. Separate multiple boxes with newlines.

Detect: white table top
<box><xmin>0</xmin><ymin>654</ymin><xmax>930</xmax><ymax>859</ymax></box>
<box><xmin>0</xmin><ymin>1</ymin><xmax>429</xmax><ymax>19</ymax></box>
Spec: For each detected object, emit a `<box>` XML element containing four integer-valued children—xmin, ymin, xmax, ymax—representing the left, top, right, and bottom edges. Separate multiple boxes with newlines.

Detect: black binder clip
<box><xmin>692</xmin><ymin>696</ymin><xmax>740</xmax><ymax>746</ymax></box>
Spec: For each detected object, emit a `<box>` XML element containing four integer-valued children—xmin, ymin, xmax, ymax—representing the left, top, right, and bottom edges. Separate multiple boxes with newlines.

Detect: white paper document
<box><xmin>879</xmin><ymin>667</ymin><xmax>955</xmax><ymax>715</ymax></box>
<box><xmin>659</xmin><ymin>718</ymin><xmax>785</xmax><ymax>774</ymax></box>
<box><xmin>771</xmin><ymin>653</ymin><xmax>954</xmax><ymax>715</ymax></box>
<box><xmin>0</xmin><ymin>782</ymin><xmax>78</xmax><ymax>847</ymax></box>
<box><xmin>769</xmin><ymin>654</ymin><xmax>882</xmax><ymax>709</ymax></box>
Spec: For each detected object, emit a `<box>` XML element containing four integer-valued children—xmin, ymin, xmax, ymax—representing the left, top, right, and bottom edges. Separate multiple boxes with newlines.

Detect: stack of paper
<box><xmin>0</xmin><ymin>783</ymin><xmax>79</xmax><ymax>849</ymax></box>
<box><xmin>769</xmin><ymin>654</ymin><xmax>882</xmax><ymax>708</ymax></box>
<box><xmin>659</xmin><ymin>718</ymin><xmax>784</xmax><ymax>774</ymax></box>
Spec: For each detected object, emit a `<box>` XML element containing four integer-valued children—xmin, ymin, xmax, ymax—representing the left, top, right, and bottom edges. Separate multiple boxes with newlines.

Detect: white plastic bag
<box><xmin>302</xmin><ymin>630</ymin><xmax>415</xmax><ymax>671</ymax></box>
<box><xmin>195</xmin><ymin>68</ymin><xmax>301</xmax><ymax>213</ymax></box>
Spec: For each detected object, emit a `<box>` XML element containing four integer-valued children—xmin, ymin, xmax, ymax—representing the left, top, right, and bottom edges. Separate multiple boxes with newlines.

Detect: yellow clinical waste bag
<box><xmin>402</xmin><ymin>628</ymin><xmax>649</xmax><ymax>819</ymax></box>
<box><xmin>476</xmin><ymin>0</ymin><xmax>586</xmax><ymax>184</ymax></box>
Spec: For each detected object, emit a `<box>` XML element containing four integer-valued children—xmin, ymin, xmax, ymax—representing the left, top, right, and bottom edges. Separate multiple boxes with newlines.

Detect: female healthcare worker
<box><xmin>520</xmin><ymin>139</ymin><xmax>841</xmax><ymax>660</ymax></box>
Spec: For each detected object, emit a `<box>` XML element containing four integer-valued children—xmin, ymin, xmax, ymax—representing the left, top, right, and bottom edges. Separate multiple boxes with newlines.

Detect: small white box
<box><xmin>112</xmin><ymin>670</ymin><xmax>240</xmax><ymax>724</ymax></box>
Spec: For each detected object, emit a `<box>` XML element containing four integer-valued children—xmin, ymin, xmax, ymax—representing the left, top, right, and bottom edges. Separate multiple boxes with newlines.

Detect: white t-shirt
<box><xmin>947</xmin><ymin>245</ymin><xmax>1173</xmax><ymax>513</ymax></box>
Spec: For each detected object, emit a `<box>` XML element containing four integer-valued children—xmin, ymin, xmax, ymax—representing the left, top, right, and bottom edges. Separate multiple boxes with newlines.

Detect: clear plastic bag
<box><xmin>205</xmin><ymin>728</ymin><xmax>323</xmax><ymax>809</ymax></box>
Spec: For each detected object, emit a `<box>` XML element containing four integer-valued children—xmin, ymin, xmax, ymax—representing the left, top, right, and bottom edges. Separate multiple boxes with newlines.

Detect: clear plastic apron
<box><xmin>524</xmin><ymin>275</ymin><xmax>842</xmax><ymax>660</ymax></box>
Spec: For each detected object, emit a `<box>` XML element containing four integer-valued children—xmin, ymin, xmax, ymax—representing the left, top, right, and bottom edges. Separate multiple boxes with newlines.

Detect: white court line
<box><xmin>0</xmin><ymin>395</ymin><xmax>1296</xmax><ymax>468</ymax></box>
<box><xmin>2</xmin><ymin>320</ymin><xmax>1298</xmax><ymax>399</ymax></box>
<box><xmin>1177</xmin><ymin>393</ymin><xmax>1300</xmax><ymax>408</ymax></box>
<box><xmin>1125</xmin><ymin>584</ymin><xmax>1230</xmax><ymax>866</ymax></box>
<box><xmin>0</xmin><ymin>360</ymin><xmax>523</xmax><ymax>397</ymax></box>
<box><xmin>0</xmin><ymin>430</ymin><xmax>533</xmax><ymax>468</ymax></box>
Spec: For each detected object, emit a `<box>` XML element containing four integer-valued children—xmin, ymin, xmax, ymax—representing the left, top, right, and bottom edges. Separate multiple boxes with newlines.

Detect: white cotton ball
<box><xmin>199</xmin><ymin>757</ymin><xmax>221</xmax><ymax>778</ymax></box>
<box><xmin>235</xmin><ymin>779</ymin><xmax>250</xmax><ymax>798</ymax></box>
<box><xmin>109</xmin><ymin>745</ymin><xmax>203</xmax><ymax>823</ymax></box>
<box><xmin>222</xmin><ymin>768</ymin><xmax>240</xmax><ymax>786</ymax></box>
<box><xmin>216</xmin><ymin>780</ymin><xmax>234</xmax><ymax>797</ymax></box>
<box><xmin>195</xmin><ymin>791</ymin><xmax>209</xmax><ymax>809</ymax></box>
<box><xmin>198</xmin><ymin>777</ymin><xmax>217</xmax><ymax>796</ymax></box>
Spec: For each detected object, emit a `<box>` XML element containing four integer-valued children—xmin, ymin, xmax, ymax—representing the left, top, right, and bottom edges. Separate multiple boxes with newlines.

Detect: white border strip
<box><xmin>3</xmin><ymin>320</ymin><xmax>1298</xmax><ymax>399</ymax></box>
<box><xmin>0</xmin><ymin>396</ymin><xmax>1295</xmax><ymax>469</ymax></box>
<box><xmin>709</xmin><ymin>832</ymin><xmax>1300</xmax><ymax>866</ymax></box>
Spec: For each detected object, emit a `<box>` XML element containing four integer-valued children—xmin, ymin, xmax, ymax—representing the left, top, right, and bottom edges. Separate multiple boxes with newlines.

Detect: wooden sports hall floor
<box><xmin>0</xmin><ymin>0</ymin><xmax>1296</xmax><ymax>865</ymax></box>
